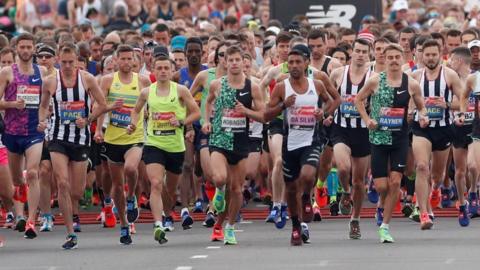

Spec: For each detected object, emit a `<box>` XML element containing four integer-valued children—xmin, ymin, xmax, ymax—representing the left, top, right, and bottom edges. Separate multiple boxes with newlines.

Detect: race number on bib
<box><xmin>111</xmin><ymin>106</ymin><xmax>133</xmax><ymax>128</ymax></box>
<box><xmin>59</xmin><ymin>101</ymin><xmax>86</xmax><ymax>124</ymax></box>
<box><xmin>463</xmin><ymin>94</ymin><xmax>478</xmax><ymax>125</ymax></box>
<box><xmin>17</xmin><ymin>85</ymin><xmax>40</xmax><ymax>109</ymax></box>
<box><xmin>152</xmin><ymin>112</ymin><xmax>176</xmax><ymax>136</ymax></box>
<box><xmin>378</xmin><ymin>107</ymin><xmax>404</xmax><ymax>131</ymax></box>
<box><xmin>424</xmin><ymin>97</ymin><xmax>444</xmax><ymax>121</ymax></box>
<box><xmin>288</xmin><ymin>106</ymin><xmax>316</xmax><ymax>131</ymax></box>
<box><xmin>221</xmin><ymin>109</ymin><xmax>246</xmax><ymax>133</ymax></box>
<box><xmin>340</xmin><ymin>95</ymin><xmax>360</xmax><ymax>118</ymax></box>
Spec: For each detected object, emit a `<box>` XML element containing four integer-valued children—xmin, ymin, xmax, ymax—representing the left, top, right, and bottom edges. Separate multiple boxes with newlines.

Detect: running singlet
<box><xmin>179</xmin><ymin>65</ymin><xmax>208</xmax><ymax>106</ymax></box>
<box><xmin>50</xmin><ymin>70</ymin><xmax>92</xmax><ymax>145</ymax></box>
<box><xmin>146</xmin><ymin>81</ymin><xmax>186</xmax><ymax>153</ymax></box>
<box><xmin>334</xmin><ymin>65</ymin><xmax>371</xmax><ymax>128</ymax></box>
<box><xmin>4</xmin><ymin>64</ymin><xmax>44</xmax><ymax>137</ymax></box>
<box><xmin>104</xmin><ymin>72</ymin><xmax>144</xmax><ymax>145</ymax></box>
<box><xmin>199</xmin><ymin>68</ymin><xmax>217</xmax><ymax>125</ymax></box>
<box><xmin>283</xmin><ymin>78</ymin><xmax>321</xmax><ymax>151</ymax></box>
<box><xmin>415</xmin><ymin>67</ymin><xmax>452</xmax><ymax>128</ymax></box>
<box><xmin>369</xmin><ymin>72</ymin><xmax>410</xmax><ymax>146</ymax></box>
<box><xmin>209</xmin><ymin>77</ymin><xmax>252</xmax><ymax>152</ymax></box>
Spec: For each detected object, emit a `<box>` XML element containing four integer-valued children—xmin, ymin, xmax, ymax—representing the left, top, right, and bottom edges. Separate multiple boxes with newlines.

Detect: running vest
<box><xmin>334</xmin><ymin>65</ymin><xmax>371</xmax><ymax>128</ymax></box>
<box><xmin>4</xmin><ymin>64</ymin><xmax>43</xmax><ymax>137</ymax></box>
<box><xmin>320</xmin><ymin>56</ymin><xmax>331</xmax><ymax>74</ymax></box>
<box><xmin>146</xmin><ymin>82</ymin><xmax>186</xmax><ymax>153</ymax></box>
<box><xmin>283</xmin><ymin>78</ymin><xmax>321</xmax><ymax>151</ymax></box>
<box><xmin>50</xmin><ymin>70</ymin><xmax>91</xmax><ymax>146</ymax></box>
<box><xmin>104</xmin><ymin>72</ymin><xmax>144</xmax><ymax>145</ymax></box>
<box><xmin>415</xmin><ymin>67</ymin><xmax>452</xmax><ymax>128</ymax></box>
<box><xmin>369</xmin><ymin>72</ymin><xmax>410</xmax><ymax>146</ymax></box>
<box><xmin>179</xmin><ymin>65</ymin><xmax>208</xmax><ymax>105</ymax></box>
<box><xmin>200</xmin><ymin>68</ymin><xmax>217</xmax><ymax>125</ymax></box>
<box><xmin>209</xmin><ymin>77</ymin><xmax>252</xmax><ymax>152</ymax></box>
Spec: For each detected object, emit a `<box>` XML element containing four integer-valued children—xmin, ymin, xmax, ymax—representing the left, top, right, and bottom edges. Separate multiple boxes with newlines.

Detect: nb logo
<box><xmin>306</xmin><ymin>5</ymin><xmax>356</xmax><ymax>28</ymax></box>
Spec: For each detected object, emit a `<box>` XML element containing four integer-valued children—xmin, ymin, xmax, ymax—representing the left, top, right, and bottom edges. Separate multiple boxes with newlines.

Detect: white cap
<box><xmin>468</xmin><ymin>40</ymin><xmax>480</xmax><ymax>49</ymax></box>
<box><xmin>265</xmin><ymin>26</ymin><xmax>280</xmax><ymax>36</ymax></box>
<box><xmin>392</xmin><ymin>0</ymin><xmax>409</xmax><ymax>11</ymax></box>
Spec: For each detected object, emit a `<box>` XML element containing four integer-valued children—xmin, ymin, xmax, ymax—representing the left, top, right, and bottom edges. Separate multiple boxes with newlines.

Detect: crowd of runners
<box><xmin>1</xmin><ymin>0</ymin><xmax>480</xmax><ymax>249</ymax></box>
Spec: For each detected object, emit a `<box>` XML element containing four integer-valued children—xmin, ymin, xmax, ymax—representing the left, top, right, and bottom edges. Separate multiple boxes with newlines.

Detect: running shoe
<box><xmin>139</xmin><ymin>194</ymin><xmax>149</xmax><ymax>209</ymax></box>
<box><xmin>315</xmin><ymin>186</ymin><xmax>328</xmax><ymax>208</ymax></box>
<box><xmin>430</xmin><ymin>188</ymin><xmax>441</xmax><ymax>209</ymax></box>
<box><xmin>15</xmin><ymin>217</ymin><xmax>26</xmax><ymax>232</ymax></box>
<box><xmin>3</xmin><ymin>212</ymin><xmax>15</xmax><ymax>229</ymax></box>
<box><xmin>339</xmin><ymin>193</ymin><xmax>353</xmax><ymax>216</ymax></box>
<box><xmin>120</xmin><ymin>226</ymin><xmax>132</xmax><ymax>245</ymax></box>
<box><xmin>409</xmin><ymin>207</ymin><xmax>420</xmax><ymax>223</ymax></box>
<box><xmin>290</xmin><ymin>226</ymin><xmax>302</xmax><ymax>246</ymax></box>
<box><xmin>301</xmin><ymin>222</ymin><xmax>310</xmax><ymax>244</ymax></box>
<box><xmin>62</xmin><ymin>234</ymin><xmax>78</xmax><ymax>250</ymax></box>
<box><xmin>181</xmin><ymin>209</ymin><xmax>193</xmax><ymax>230</ymax></box>
<box><xmin>367</xmin><ymin>180</ymin><xmax>379</xmax><ymax>204</ymax></box>
<box><xmin>378</xmin><ymin>227</ymin><xmax>394</xmax><ymax>243</ymax></box>
<box><xmin>302</xmin><ymin>199</ymin><xmax>314</xmax><ymax>223</ymax></box>
<box><xmin>313</xmin><ymin>203</ymin><xmax>322</xmax><ymax>222</ymax></box>
<box><xmin>73</xmin><ymin>215</ymin><xmax>81</xmax><ymax>233</ymax></box>
<box><xmin>224</xmin><ymin>227</ymin><xmax>237</xmax><ymax>245</ymax></box>
<box><xmin>243</xmin><ymin>187</ymin><xmax>252</xmax><ymax>204</ymax></box>
<box><xmin>213</xmin><ymin>188</ymin><xmax>226</xmax><ymax>213</ymax></box>
<box><xmin>203</xmin><ymin>212</ymin><xmax>216</xmax><ymax>228</ymax></box>
<box><xmin>468</xmin><ymin>192</ymin><xmax>479</xmax><ymax>217</ymax></box>
<box><xmin>13</xmin><ymin>184</ymin><xmax>28</xmax><ymax>203</ymax></box>
<box><xmin>97</xmin><ymin>208</ymin><xmax>105</xmax><ymax>222</ymax></box>
<box><xmin>40</xmin><ymin>214</ymin><xmax>54</xmax><ymax>232</ymax></box>
<box><xmin>262</xmin><ymin>192</ymin><xmax>272</xmax><ymax>205</ymax></box>
<box><xmin>420</xmin><ymin>212</ymin><xmax>433</xmax><ymax>230</ymax></box>
<box><xmin>329</xmin><ymin>201</ymin><xmax>339</xmax><ymax>216</ymax></box>
<box><xmin>265</xmin><ymin>206</ymin><xmax>279</xmax><ymax>223</ymax></box>
<box><xmin>441</xmin><ymin>187</ymin><xmax>452</xmax><ymax>208</ymax></box>
<box><xmin>349</xmin><ymin>220</ymin><xmax>361</xmax><ymax>239</ymax></box>
<box><xmin>163</xmin><ymin>216</ymin><xmax>174</xmax><ymax>232</ymax></box>
<box><xmin>103</xmin><ymin>203</ymin><xmax>117</xmax><ymax>228</ymax></box>
<box><xmin>276</xmin><ymin>205</ymin><xmax>288</xmax><ymax>229</ymax></box>
<box><xmin>24</xmin><ymin>221</ymin><xmax>37</xmax><ymax>239</ymax></box>
<box><xmin>375</xmin><ymin>208</ymin><xmax>384</xmax><ymax>227</ymax></box>
<box><xmin>211</xmin><ymin>225</ymin><xmax>224</xmax><ymax>242</ymax></box>
<box><xmin>193</xmin><ymin>199</ymin><xmax>203</xmax><ymax>213</ymax></box>
<box><xmin>129</xmin><ymin>223</ymin><xmax>136</xmax><ymax>234</ymax></box>
<box><xmin>458</xmin><ymin>204</ymin><xmax>470</xmax><ymax>227</ymax></box>
<box><xmin>126</xmin><ymin>196</ymin><xmax>140</xmax><ymax>223</ymax></box>
<box><xmin>401</xmin><ymin>203</ymin><xmax>414</xmax><ymax>218</ymax></box>
<box><xmin>153</xmin><ymin>226</ymin><xmax>168</xmax><ymax>244</ymax></box>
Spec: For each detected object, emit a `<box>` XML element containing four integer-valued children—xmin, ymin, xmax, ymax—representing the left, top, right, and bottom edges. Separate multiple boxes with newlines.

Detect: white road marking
<box><xmin>175</xmin><ymin>266</ymin><xmax>193</xmax><ymax>270</ymax></box>
<box><xmin>190</xmin><ymin>255</ymin><xmax>208</xmax><ymax>259</ymax></box>
<box><xmin>206</xmin><ymin>246</ymin><xmax>221</xmax><ymax>249</ymax></box>
<box><xmin>234</xmin><ymin>230</ymin><xmax>244</xmax><ymax>233</ymax></box>
<box><xmin>240</xmin><ymin>221</ymin><xmax>253</xmax><ymax>224</ymax></box>
<box><xmin>318</xmin><ymin>260</ymin><xmax>329</xmax><ymax>267</ymax></box>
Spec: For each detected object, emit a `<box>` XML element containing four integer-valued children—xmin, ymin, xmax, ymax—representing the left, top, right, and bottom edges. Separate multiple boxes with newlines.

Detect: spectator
<box><xmin>102</xmin><ymin>1</ymin><xmax>133</xmax><ymax>36</ymax></box>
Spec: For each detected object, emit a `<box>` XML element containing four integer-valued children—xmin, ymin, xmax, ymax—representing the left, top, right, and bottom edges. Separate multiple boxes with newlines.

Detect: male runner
<box><xmin>355</xmin><ymin>43</ymin><xmax>428</xmax><ymax>243</ymax></box>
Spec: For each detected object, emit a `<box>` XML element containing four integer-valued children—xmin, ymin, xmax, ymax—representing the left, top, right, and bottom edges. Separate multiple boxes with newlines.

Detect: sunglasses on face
<box><xmin>37</xmin><ymin>54</ymin><xmax>53</xmax><ymax>59</ymax></box>
<box><xmin>218</xmin><ymin>52</ymin><xmax>225</xmax><ymax>57</ymax></box>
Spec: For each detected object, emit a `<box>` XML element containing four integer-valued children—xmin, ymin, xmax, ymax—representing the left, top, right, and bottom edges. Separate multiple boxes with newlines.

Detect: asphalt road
<box><xmin>0</xmin><ymin>217</ymin><xmax>479</xmax><ymax>270</ymax></box>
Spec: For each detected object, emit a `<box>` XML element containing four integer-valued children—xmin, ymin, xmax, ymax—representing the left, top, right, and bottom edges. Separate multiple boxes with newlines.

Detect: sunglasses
<box><xmin>37</xmin><ymin>54</ymin><xmax>53</xmax><ymax>59</ymax></box>
<box><xmin>218</xmin><ymin>52</ymin><xmax>225</xmax><ymax>57</ymax></box>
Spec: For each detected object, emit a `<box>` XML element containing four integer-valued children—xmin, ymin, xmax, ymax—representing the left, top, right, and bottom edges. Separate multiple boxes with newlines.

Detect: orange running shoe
<box><xmin>420</xmin><ymin>212</ymin><xmax>433</xmax><ymax>230</ymax></box>
<box><xmin>430</xmin><ymin>189</ymin><xmax>441</xmax><ymax>209</ymax></box>
<box><xmin>103</xmin><ymin>204</ymin><xmax>117</xmax><ymax>228</ymax></box>
<box><xmin>315</xmin><ymin>187</ymin><xmax>328</xmax><ymax>208</ymax></box>
<box><xmin>211</xmin><ymin>225</ymin><xmax>224</xmax><ymax>242</ymax></box>
<box><xmin>205</xmin><ymin>181</ymin><xmax>215</xmax><ymax>202</ymax></box>
<box><xmin>13</xmin><ymin>184</ymin><xmax>28</xmax><ymax>203</ymax></box>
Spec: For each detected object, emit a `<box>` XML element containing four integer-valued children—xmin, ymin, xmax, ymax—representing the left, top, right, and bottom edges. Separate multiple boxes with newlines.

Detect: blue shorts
<box><xmin>193</xmin><ymin>124</ymin><xmax>209</xmax><ymax>152</ymax></box>
<box><xmin>2</xmin><ymin>133</ymin><xmax>44</xmax><ymax>155</ymax></box>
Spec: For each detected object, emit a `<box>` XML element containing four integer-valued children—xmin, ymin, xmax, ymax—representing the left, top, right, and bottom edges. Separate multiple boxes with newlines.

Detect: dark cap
<box><xmin>289</xmin><ymin>44</ymin><xmax>310</xmax><ymax>59</ymax></box>
<box><xmin>36</xmin><ymin>44</ymin><xmax>56</xmax><ymax>56</ymax></box>
<box><xmin>153</xmin><ymin>45</ymin><xmax>169</xmax><ymax>58</ymax></box>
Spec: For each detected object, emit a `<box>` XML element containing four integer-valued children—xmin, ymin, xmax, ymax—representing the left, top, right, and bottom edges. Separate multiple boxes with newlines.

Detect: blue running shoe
<box><xmin>202</xmin><ymin>212</ymin><xmax>216</xmax><ymax>228</ymax></box>
<box><xmin>62</xmin><ymin>234</ymin><xmax>78</xmax><ymax>250</ymax></box>
<box><xmin>459</xmin><ymin>204</ymin><xmax>470</xmax><ymax>227</ymax></box>
<box><xmin>163</xmin><ymin>216</ymin><xmax>174</xmax><ymax>232</ymax></box>
<box><xmin>120</xmin><ymin>226</ymin><xmax>132</xmax><ymax>245</ymax></box>
<box><xmin>275</xmin><ymin>205</ymin><xmax>288</xmax><ymax>229</ymax></box>
<box><xmin>375</xmin><ymin>208</ymin><xmax>384</xmax><ymax>227</ymax></box>
<box><xmin>126</xmin><ymin>196</ymin><xmax>140</xmax><ymax>223</ymax></box>
<box><xmin>265</xmin><ymin>206</ymin><xmax>279</xmax><ymax>223</ymax></box>
<box><xmin>181</xmin><ymin>209</ymin><xmax>193</xmax><ymax>230</ymax></box>
<box><xmin>468</xmin><ymin>192</ymin><xmax>479</xmax><ymax>217</ymax></box>
<box><xmin>73</xmin><ymin>215</ymin><xmax>81</xmax><ymax>233</ymax></box>
<box><xmin>367</xmin><ymin>180</ymin><xmax>379</xmax><ymax>204</ymax></box>
<box><xmin>193</xmin><ymin>199</ymin><xmax>203</xmax><ymax>213</ymax></box>
<box><xmin>441</xmin><ymin>187</ymin><xmax>452</xmax><ymax>208</ymax></box>
<box><xmin>300</xmin><ymin>222</ymin><xmax>310</xmax><ymax>243</ymax></box>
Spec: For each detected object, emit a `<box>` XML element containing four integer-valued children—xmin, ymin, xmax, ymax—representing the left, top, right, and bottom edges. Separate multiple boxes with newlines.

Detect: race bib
<box><xmin>59</xmin><ymin>101</ymin><xmax>86</xmax><ymax>124</ymax></box>
<box><xmin>288</xmin><ymin>106</ymin><xmax>316</xmax><ymax>131</ymax></box>
<box><xmin>424</xmin><ymin>97</ymin><xmax>444</xmax><ymax>121</ymax></box>
<box><xmin>463</xmin><ymin>95</ymin><xmax>478</xmax><ymax>125</ymax></box>
<box><xmin>110</xmin><ymin>106</ymin><xmax>133</xmax><ymax>128</ymax></box>
<box><xmin>151</xmin><ymin>112</ymin><xmax>176</xmax><ymax>136</ymax></box>
<box><xmin>221</xmin><ymin>109</ymin><xmax>246</xmax><ymax>133</ymax></box>
<box><xmin>340</xmin><ymin>95</ymin><xmax>360</xmax><ymax>118</ymax></box>
<box><xmin>17</xmin><ymin>84</ymin><xmax>40</xmax><ymax>109</ymax></box>
<box><xmin>378</xmin><ymin>107</ymin><xmax>404</xmax><ymax>131</ymax></box>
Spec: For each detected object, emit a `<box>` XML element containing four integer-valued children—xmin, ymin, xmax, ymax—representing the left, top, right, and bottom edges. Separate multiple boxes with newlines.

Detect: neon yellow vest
<box><xmin>104</xmin><ymin>72</ymin><xmax>144</xmax><ymax>145</ymax></box>
<box><xmin>146</xmin><ymin>81</ymin><xmax>186</xmax><ymax>153</ymax></box>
